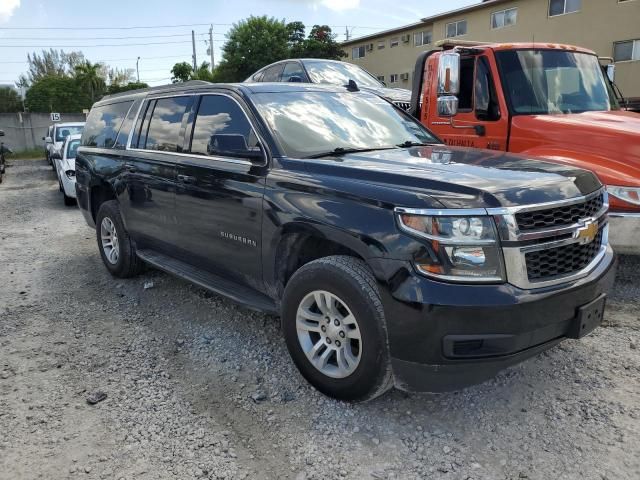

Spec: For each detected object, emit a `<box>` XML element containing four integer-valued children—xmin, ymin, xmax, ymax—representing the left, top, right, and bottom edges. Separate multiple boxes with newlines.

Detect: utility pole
<box><xmin>136</xmin><ymin>56</ymin><xmax>140</xmax><ymax>83</ymax></box>
<box><xmin>192</xmin><ymin>30</ymin><xmax>197</xmax><ymax>71</ymax></box>
<box><xmin>209</xmin><ymin>25</ymin><xmax>215</xmax><ymax>73</ymax></box>
<box><xmin>345</xmin><ymin>26</ymin><xmax>350</xmax><ymax>41</ymax></box>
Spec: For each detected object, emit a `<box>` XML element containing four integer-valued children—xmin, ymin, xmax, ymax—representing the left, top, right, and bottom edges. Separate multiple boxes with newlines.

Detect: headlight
<box><xmin>65</xmin><ymin>170</ymin><xmax>76</xmax><ymax>180</ymax></box>
<box><xmin>397</xmin><ymin>212</ymin><xmax>505</xmax><ymax>283</ymax></box>
<box><xmin>607</xmin><ymin>186</ymin><xmax>640</xmax><ymax>206</ymax></box>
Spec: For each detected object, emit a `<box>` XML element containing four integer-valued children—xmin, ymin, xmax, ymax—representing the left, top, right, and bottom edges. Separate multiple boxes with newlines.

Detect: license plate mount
<box><xmin>568</xmin><ymin>294</ymin><xmax>606</xmax><ymax>339</ymax></box>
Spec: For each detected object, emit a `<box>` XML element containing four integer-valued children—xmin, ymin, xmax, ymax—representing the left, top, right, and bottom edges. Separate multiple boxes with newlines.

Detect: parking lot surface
<box><xmin>1</xmin><ymin>159</ymin><xmax>639</xmax><ymax>480</ymax></box>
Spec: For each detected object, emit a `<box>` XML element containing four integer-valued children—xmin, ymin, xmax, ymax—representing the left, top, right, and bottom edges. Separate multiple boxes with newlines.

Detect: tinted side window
<box><xmin>252</xmin><ymin>71</ymin><xmax>265</xmax><ymax>82</ymax></box>
<box><xmin>458</xmin><ymin>57</ymin><xmax>475</xmax><ymax>111</ymax></box>
<box><xmin>281</xmin><ymin>62</ymin><xmax>306</xmax><ymax>82</ymax></box>
<box><xmin>113</xmin><ymin>99</ymin><xmax>140</xmax><ymax>149</ymax></box>
<box><xmin>143</xmin><ymin>96</ymin><xmax>192</xmax><ymax>152</ymax></box>
<box><xmin>189</xmin><ymin>95</ymin><xmax>260</xmax><ymax>158</ymax></box>
<box><xmin>81</xmin><ymin>101</ymin><xmax>133</xmax><ymax>148</ymax></box>
<box><xmin>262</xmin><ymin>64</ymin><xmax>285</xmax><ymax>82</ymax></box>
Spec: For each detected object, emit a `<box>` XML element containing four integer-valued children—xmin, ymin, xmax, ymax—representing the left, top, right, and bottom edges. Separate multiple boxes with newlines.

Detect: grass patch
<box><xmin>6</xmin><ymin>148</ymin><xmax>45</xmax><ymax>160</ymax></box>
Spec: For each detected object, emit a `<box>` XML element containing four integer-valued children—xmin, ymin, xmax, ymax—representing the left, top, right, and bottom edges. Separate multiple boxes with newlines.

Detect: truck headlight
<box><xmin>65</xmin><ymin>170</ymin><xmax>76</xmax><ymax>180</ymax></box>
<box><xmin>607</xmin><ymin>186</ymin><xmax>640</xmax><ymax>206</ymax></box>
<box><xmin>397</xmin><ymin>212</ymin><xmax>505</xmax><ymax>283</ymax></box>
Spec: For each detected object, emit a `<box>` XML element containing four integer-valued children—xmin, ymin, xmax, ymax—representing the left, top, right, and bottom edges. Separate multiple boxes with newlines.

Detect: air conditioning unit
<box><xmin>400</xmin><ymin>72</ymin><xmax>410</xmax><ymax>81</ymax></box>
<box><xmin>366</xmin><ymin>43</ymin><xmax>374</xmax><ymax>52</ymax></box>
<box><xmin>401</xmin><ymin>35</ymin><xmax>411</xmax><ymax>43</ymax></box>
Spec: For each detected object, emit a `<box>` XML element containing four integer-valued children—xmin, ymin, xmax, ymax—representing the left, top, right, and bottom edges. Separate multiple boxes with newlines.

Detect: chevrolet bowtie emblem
<box><xmin>575</xmin><ymin>220</ymin><xmax>598</xmax><ymax>245</ymax></box>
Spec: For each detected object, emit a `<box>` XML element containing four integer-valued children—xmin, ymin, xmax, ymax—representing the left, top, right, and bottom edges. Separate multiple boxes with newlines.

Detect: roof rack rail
<box><xmin>101</xmin><ymin>80</ymin><xmax>213</xmax><ymax>101</ymax></box>
<box><xmin>435</xmin><ymin>39</ymin><xmax>491</xmax><ymax>50</ymax></box>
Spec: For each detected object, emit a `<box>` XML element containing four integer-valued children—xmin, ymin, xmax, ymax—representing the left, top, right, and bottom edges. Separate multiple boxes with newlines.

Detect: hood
<box><xmin>360</xmin><ymin>85</ymin><xmax>411</xmax><ymax>103</ymax></box>
<box><xmin>54</xmin><ymin>141</ymin><xmax>64</xmax><ymax>151</ymax></box>
<box><xmin>511</xmin><ymin>110</ymin><xmax>640</xmax><ymax>185</ymax></box>
<box><xmin>303</xmin><ymin>146</ymin><xmax>600</xmax><ymax>209</ymax></box>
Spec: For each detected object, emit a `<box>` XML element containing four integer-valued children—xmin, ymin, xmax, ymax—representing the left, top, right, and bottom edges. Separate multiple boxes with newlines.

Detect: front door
<box><xmin>174</xmin><ymin>92</ymin><xmax>266</xmax><ymax>289</ymax></box>
<box><xmin>430</xmin><ymin>55</ymin><xmax>509</xmax><ymax>152</ymax></box>
<box><xmin>120</xmin><ymin>95</ymin><xmax>194</xmax><ymax>253</ymax></box>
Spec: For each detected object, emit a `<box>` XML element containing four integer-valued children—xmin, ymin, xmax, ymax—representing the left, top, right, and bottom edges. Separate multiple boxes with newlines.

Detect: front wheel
<box><xmin>282</xmin><ymin>256</ymin><xmax>393</xmax><ymax>402</ymax></box>
<box><xmin>95</xmin><ymin>200</ymin><xmax>143</xmax><ymax>278</ymax></box>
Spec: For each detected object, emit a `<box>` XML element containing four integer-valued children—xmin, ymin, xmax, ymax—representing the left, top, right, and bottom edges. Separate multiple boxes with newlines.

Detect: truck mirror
<box><xmin>437</xmin><ymin>52</ymin><xmax>461</xmax><ymax>96</ymax></box>
<box><xmin>437</xmin><ymin>95</ymin><xmax>459</xmax><ymax>117</ymax></box>
<box><xmin>606</xmin><ymin>64</ymin><xmax>615</xmax><ymax>83</ymax></box>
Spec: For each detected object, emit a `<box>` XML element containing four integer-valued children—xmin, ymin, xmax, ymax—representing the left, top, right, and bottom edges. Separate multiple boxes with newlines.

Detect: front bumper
<box><xmin>60</xmin><ymin>172</ymin><xmax>77</xmax><ymax>198</ymax></box>
<box><xmin>609</xmin><ymin>212</ymin><xmax>640</xmax><ymax>255</ymax></box>
<box><xmin>373</xmin><ymin>246</ymin><xmax>616</xmax><ymax>393</ymax></box>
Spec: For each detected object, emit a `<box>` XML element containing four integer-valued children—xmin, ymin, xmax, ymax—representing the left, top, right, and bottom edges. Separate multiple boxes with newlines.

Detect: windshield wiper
<box><xmin>396</xmin><ymin>140</ymin><xmax>436</xmax><ymax>148</ymax></box>
<box><xmin>305</xmin><ymin>146</ymin><xmax>396</xmax><ymax>159</ymax></box>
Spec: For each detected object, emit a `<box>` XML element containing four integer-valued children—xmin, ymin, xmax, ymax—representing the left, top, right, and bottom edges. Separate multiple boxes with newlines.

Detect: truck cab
<box><xmin>411</xmin><ymin>41</ymin><xmax>640</xmax><ymax>254</ymax></box>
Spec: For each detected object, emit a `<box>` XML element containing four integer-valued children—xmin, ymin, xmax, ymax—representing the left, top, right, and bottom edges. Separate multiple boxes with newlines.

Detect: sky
<box><xmin>0</xmin><ymin>0</ymin><xmax>478</xmax><ymax>88</ymax></box>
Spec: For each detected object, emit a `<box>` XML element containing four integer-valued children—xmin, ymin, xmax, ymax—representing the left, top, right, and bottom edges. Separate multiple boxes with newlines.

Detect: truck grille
<box><xmin>515</xmin><ymin>193</ymin><xmax>604</xmax><ymax>231</ymax></box>
<box><xmin>525</xmin><ymin>228</ymin><xmax>604</xmax><ymax>281</ymax></box>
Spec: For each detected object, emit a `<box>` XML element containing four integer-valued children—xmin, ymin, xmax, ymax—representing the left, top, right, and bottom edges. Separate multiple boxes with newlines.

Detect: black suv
<box><xmin>76</xmin><ymin>81</ymin><xmax>615</xmax><ymax>402</ymax></box>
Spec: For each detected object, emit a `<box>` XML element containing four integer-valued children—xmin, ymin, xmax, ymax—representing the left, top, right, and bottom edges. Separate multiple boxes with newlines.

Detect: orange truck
<box><xmin>409</xmin><ymin>41</ymin><xmax>640</xmax><ymax>254</ymax></box>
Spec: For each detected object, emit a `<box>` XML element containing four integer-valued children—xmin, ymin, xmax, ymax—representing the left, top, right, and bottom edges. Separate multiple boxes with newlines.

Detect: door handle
<box><xmin>177</xmin><ymin>174</ymin><xmax>197</xmax><ymax>184</ymax></box>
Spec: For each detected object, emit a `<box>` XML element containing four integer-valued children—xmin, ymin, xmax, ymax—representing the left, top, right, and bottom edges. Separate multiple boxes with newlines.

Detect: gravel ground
<box><xmin>1</xmin><ymin>159</ymin><xmax>639</xmax><ymax>480</ymax></box>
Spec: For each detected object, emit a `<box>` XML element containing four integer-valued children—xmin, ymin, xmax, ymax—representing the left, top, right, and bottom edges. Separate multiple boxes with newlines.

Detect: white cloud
<box><xmin>0</xmin><ymin>0</ymin><xmax>20</xmax><ymax>22</ymax></box>
<box><xmin>320</xmin><ymin>0</ymin><xmax>360</xmax><ymax>11</ymax></box>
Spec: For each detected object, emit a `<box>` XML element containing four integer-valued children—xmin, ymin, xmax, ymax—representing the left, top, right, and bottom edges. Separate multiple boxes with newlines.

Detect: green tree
<box><xmin>214</xmin><ymin>16</ymin><xmax>290</xmax><ymax>82</ymax></box>
<box><xmin>24</xmin><ymin>49</ymin><xmax>85</xmax><ymax>84</ymax></box>
<box><xmin>293</xmin><ymin>25</ymin><xmax>345</xmax><ymax>60</ymax></box>
<box><xmin>0</xmin><ymin>87</ymin><xmax>22</xmax><ymax>112</ymax></box>
<box><xmin>74</xmin><ymin>61</ymin><xmax>107</xmax><ymax>104</ymax></box>
<box><xmin>170</xmin><ymin>62</ymin><xmax>193</xmax><ymax>83</ymax></box>
<box><xmin>25</xmin><ymin>76</ymin><xmax>89</xmax><ymax>112</ymax></box>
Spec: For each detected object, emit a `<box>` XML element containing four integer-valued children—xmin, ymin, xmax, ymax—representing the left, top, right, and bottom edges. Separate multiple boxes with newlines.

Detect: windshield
<box><xmin>496</xmin><ymin>50</ymin><xmax>613</xmax><ymax>114</ymax></box>
<box><xmin>55</xmin><ymin>125</ymin><xmax>84</xmax><ymax>142</ymax></box>
<box><xmin>304</xmin><ymin>61</ymin><xmax>383</xmax><ymax>89</ymax></box>
<box><xmin>252</xmin><ymin>91</ymin><xmax>439</xmax><ymax>158</ymax></box>
<box><xmin>66</xmin><ymin>139</ymin><xmax>80</xmax><ymax>159</ymax></box>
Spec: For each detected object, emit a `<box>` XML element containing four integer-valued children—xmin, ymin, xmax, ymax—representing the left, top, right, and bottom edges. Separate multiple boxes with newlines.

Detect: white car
<box><xmin>44</xmin><ymin>122</ymin><xmax>84</xmax><ymax>171</ymax></box>
<box><xmin>52</xmin><ymin>133</ymin><xmax>81</xmax><ymax>206</ymax></box>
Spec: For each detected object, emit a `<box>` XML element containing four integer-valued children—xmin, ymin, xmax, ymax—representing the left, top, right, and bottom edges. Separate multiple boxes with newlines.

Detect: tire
<box><xmin>282</xmin><ymin>255</ymin><xmax>393</xmax><ymax>402</ymax></box>
<box><xmin>95</xmin><ymin>200</ymin><xmax>143</xmax><ymax>278</ymax></box>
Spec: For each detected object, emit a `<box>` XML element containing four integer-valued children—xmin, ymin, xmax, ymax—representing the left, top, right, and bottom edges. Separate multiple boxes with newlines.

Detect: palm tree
<box><xmin>74</xmin><ymin>61</ymin><xmax>106</xmax><ymax>104</ymax></box>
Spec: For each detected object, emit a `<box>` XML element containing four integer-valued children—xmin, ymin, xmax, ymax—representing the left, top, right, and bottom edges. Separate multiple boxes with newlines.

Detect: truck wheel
<box><xmin>282</xmin><ymin>255</ymin><xmax>393</xmax><ymax>402</ymax></box>
<box><xmin>95</xmin><ymin>200</ymin><xmax>143</xmax><ymax>278</ymax></box>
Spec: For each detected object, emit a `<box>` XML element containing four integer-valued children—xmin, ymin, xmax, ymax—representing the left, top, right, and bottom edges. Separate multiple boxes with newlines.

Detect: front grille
<box><xmin>525</xmin><ymin>228</ymin><xmax>603</xmax><ymax>281</ymax></box>
<box><xmin>392</xmin><ymin>101</ymin><xmax>411</xmax><ymax>111</ymax></box>
<box><xmin>516</xmin><ymin>193</ymin><xmax>604</xmax><ymax>231</ymax></box>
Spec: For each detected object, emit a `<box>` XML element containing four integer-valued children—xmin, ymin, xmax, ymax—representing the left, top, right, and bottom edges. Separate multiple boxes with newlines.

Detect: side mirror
<box><xmin>437</xmin><ymin>52</ymin><xmax>460</xmax><ymax>117</ymax></box>
<box><xmin>606</xmin><ymin>64</ymin><xmax>615</xmax><ymax>83</ymax></box>
<box><xmin>438</xmin><ymin>96</ymin><xmax>460</xmax><ymax>117</ymax></box>
<box><xmin>51</xmin><ymin>151</ymin><xmax>62</xmax><ymax>160</ymax></box>
<box><xmin>45</xmin><ymin>136</ymin><xmax>53</xmax><ymax>143</ymax></box>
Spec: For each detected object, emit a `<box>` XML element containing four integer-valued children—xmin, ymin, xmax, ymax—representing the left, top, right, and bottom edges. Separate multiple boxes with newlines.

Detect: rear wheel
<box><xmin>95</xmin><ymin>200</ymin><xmax>143</xmax><ymax>278</ymax></box>
<box><xmin>282</xmin><ymin>255</ymin><xmax>392</xmax><ymax>402</ymax></box>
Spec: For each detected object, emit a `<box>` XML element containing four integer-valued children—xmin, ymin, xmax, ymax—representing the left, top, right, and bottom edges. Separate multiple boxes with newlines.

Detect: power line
<box><xmin>0</xmin><ymin>32</ymin><xmax>221</xmax><ymax>41</ymax></box>
<box><xmin>0</xmin><ymin>23</ymin><xmax>226</xmax><ymax>30</ymax></box>
<box><xmin>0</xmin><ymin>53</ymin><xmax>194</xmax><ymax>65</ymax></box>
<box><xmin>0</xmin><ymin>40</ymin><xmax>224</xmax><ymax>48</ymax></box>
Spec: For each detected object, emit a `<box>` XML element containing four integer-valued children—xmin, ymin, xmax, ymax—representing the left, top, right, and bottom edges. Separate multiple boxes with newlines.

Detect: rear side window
<box><xmin>189</xmin><ymin>95</ymin><xmax>259</xmax><ymax>158</ymax></box>
<box><xmin>113</xmin><ymin>99</ymin><xmax>140</xmax><ymax>149</ymax></box>
<box><xmin>262</xmin><ymin>64</ymin><xmax>285</xmax><ymax>82</ymax></box>
<box><xmin>141</xmin><ymin>96</ymin><xmax>192</xmax><ymax>152</ymax></box>
<box><xmin>81</xmin><ymin>101</ymin><xmax>133</xmax><ymax>148</ymax></box>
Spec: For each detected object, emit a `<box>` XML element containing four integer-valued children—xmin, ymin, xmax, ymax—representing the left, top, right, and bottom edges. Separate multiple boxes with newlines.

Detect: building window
<box><xmin>390</xmin><ymin>37</ymin><xmax>400</xmax><ymax>48</ymax></box>
<box><xmin>378</xmin><ymin>40</ymin><xmax>385</xmax><ymax>50</ymax></box>
<box><xmin>491</xmin><ymin>7</ymin><xmax>518</xmax><ymax>28</ymax></box>
<box><xmin>445</xmin><ymin>20</ymin><xmax>467</xmax><ymax>38</ymax></box>
<box><xmin>414</xmin><ymin>31</ymin><xmax>432</xmax><ymax>47</ymax></box>
<box><xmin>614</xmin><ymin>39</ymin><xmax>640</xmax><ymax>61</ymax></box>
<box><xmin>376</xmin><ymin>75</ymin><xmax>385</xmax><ymax>82</ymax></box>
<box><xmin>352</xmin><ymin>46</ymin><xmax>365</xmax><ymax>59</ymax></box>
<box><xmin>389</xmin><ymin>74</ymin><xmax>399</xmax><ymax>83</ymax></box>
<box><xmin>549</xmin><ymin>0</ymin><xmax>581</xmax><ymax>17</ymax></box>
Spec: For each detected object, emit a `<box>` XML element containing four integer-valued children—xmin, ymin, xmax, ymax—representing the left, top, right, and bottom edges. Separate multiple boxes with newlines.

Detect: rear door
<box><xmin>122</xmin><ymin>95</ymin><xmax>194</xmax><ymax>252</ymax></box>
<box><xmin>173</xmin><ymin>92</ymin><xmax>266</xmax><ymax>288</ymax></box>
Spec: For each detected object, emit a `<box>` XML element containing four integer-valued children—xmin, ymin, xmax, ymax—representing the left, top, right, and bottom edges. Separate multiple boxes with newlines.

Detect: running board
<box><xmin>136</xmin><ymin>249</ymin><xmax>277</xmax><ymax>314</ymax></box>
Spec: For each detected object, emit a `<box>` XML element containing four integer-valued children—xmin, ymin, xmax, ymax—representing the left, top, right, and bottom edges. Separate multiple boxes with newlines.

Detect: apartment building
<box><xmin>343</xmin><ymin>0</ymin><xmax>640</xmax><ymax>101</ymax></box>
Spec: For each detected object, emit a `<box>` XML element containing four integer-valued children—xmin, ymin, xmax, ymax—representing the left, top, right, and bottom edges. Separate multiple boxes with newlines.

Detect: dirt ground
<box><xmin>1</xmin><ymin>159</ymin><xmax>639</xmax><ymax>480</ymax></box>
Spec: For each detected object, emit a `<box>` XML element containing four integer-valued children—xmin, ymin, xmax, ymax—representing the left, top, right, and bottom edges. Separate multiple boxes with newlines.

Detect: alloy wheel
<box><xmin>100</xmin><ymin>217</ymin><xmax>120</xmax><ymax>265</ymax></box>
<box><xmin>296</xmin><ymin>290</ymin><xmax>362</xmax><ymax>379</ymax></box>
